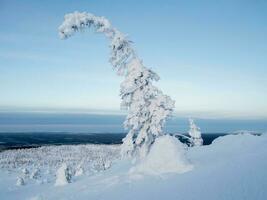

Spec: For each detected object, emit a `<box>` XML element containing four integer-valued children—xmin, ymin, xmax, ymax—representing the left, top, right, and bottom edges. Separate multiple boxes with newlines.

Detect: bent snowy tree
<box><xmin>58</xmin><ymin>12</ymin><xmax>175</xmax><ymax>158</ymax></box>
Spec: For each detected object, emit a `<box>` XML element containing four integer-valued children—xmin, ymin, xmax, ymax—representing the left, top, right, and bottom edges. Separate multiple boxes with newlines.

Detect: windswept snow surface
<box><xmin>1</xmin><ymin>134</ymin><xmax>267</xmax><ymax>200</ymax></box>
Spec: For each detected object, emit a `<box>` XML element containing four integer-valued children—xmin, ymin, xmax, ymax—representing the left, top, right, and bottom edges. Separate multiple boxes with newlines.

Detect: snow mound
<box><xmin>211</xmin><ymin>133</ymin><xmax>263</xmax><ymax>149</ymax></box>
<box><xmin>130</xmin><ymin>135</ymin><xmax>193</xmax><ymax>175</ymax></box>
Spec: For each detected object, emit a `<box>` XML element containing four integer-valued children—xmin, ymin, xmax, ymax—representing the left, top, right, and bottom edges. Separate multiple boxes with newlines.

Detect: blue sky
<box><xmin>0</xmin><ymin>0</ymin><xmax>266</xmax><ymax>119</ymax></box>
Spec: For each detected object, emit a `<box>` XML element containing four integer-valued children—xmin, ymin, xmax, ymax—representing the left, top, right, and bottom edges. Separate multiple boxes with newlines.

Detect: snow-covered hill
<box><xmin>1</xmin><ymin>133</ymin><xmax>267</xmax><ymax>200</ymax></box>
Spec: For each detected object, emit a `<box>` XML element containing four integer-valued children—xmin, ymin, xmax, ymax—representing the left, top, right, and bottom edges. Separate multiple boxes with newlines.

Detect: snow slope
<box><xmin>1</xmin><ymin>133</ymin><xmax>267</xmax><ymax>200</ymax></box>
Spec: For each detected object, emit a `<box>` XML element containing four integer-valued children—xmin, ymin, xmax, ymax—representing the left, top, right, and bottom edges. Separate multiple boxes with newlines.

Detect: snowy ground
<box><xmin>0</xmin><ymin>133</ymin><xmax>267</xmax><ymax>200</ymax></box>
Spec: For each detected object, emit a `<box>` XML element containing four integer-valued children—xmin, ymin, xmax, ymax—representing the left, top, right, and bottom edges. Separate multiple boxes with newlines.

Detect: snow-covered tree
<box><xmin>74</xmin><ymin>167</ymin><xmax>84</xmax><ymax>177</ymax></box>
<box><xmin>16</xmin><ymin>176</ymin><xmax>25</xmax><ymax>186</ymax></box>
<box><xmin>30</xmin><ymin>168</ymin><xmax>40</xmax><ymax>179</ymax></box>
<box><xmin>58</xmin><ymin>12</ymin><xmax>175</xmax><ymax>158</ymax></box>
<box><xmin>74</xmin><ymin>162</ymin><xmax>84</xmax><ymax>176</ymax></box>
<box><xmin>188</xmin><ymin>118</ymin><xmax>203</xmax><ymax>146</ymax></box>
<box><xmin>55</xmin><ymin>163</ymin><xmax>71</xmax><ymax>186</ymax></box>
<box><xmin>22</xmin><ymin>168</ymin><xmax>29</xmax><ymax>175</ymax></box>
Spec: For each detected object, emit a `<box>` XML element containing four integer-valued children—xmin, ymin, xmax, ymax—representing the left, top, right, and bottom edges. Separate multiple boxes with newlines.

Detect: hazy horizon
<box><xmin>0</xmin><ymin>106</ymin><xmax>267</xmax><ymax>120</ymax></box>
<box><xmin>0</xmin><ymin>111</ymin><xmax>266</xmax><ymax>133</ymax></box>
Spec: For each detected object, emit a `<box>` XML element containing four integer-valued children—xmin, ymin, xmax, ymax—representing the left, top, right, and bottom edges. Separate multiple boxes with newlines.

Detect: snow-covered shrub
<box><xmin>30</xmin><ymin>168</ymin><xmax>40</xmax><ymax>179</ymax></box>
<box><xmin>130</xmin><ymin>135</ymin><xmax>193</xmax><ymax>175</ymax></box>
<box><xmin>104</xmin><ymin>160</ymin><xmax>111</xmax><ymax>170</ymax></box>
<box><xmin>58</xmin><ymin>12</ymin><xmax>175</xmax><ymax>158</ymax></box>
<box><xmin>74</xmin><ymin>167</ymin><xmax>84</xmax><ymax>177</ymax></box>
<box><xmin>188</xmin><ymin>118</ymin><xmax>203</xmax><ymax>146</ymax></box>
<box><xmin>55</xmin><ymin>163</ymin><xmax>71</xmax><ymax>186</ymax></box>
<box><xmin>22</xmin><ymin>168</ymin><xmax>29</xmax><ymax>175</ymax></box>
<box><xmin>74</xmin><ymin>162</ymin><xmax>84</xmax><ymax>176</ymax></box>
<box><xmin>16</xmin><ymin>176</ymin><xmax>25</xmax><ymax>186</ymax></box>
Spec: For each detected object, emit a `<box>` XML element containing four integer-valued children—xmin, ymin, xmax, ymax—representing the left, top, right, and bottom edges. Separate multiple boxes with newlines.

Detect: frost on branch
<box><xmin>188</xmin><ymin>119</ymin><xmax>203</xmax><ymax>146</ymax></box>
<box><xmin>58</xmin><ymin>11</ymin><xmax>134</xmax><ymax>73</ymax></box>
<box><xmin>58</xmin><ymin>12</ymin><xmax>175</xmax><ymax>158</ymax></box>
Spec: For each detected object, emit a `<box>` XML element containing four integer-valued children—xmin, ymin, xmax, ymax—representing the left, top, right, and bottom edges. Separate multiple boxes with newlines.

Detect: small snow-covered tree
<box><xmin>74</xmin><ymin>167</ymin><xmax>84</xmax><ymax>177</ymax></box>
<box><xmin>74</xmin><ymin>162</ymin><xmax>84</xmax><ymax>177</ymax></box>
<box><xmin>30</xmin><ymin>168</ymin><xmax>40</xmax><ymax>179</ymax></box>
<box><xmin>55</xmin><ymin>163</ymin><xmax>71</xmax><ymax>186</ymax></box>
<box><xmin>188</xmin><ymin>118</ymin><xmax>203</xmax><ymax>146</ymax></box>
<box><xmin>58</xmin><ymin>12</ymin><xmax>175</xmax><ymax>158</ymax></box>
<box><xmin>16</xmin><ymin>176</ymin><xmax>25</xmax><ymax>186</ymax></box>
<box><xmin>22</xmin><ymin>168</ymin><xmax>29</xmax><ymax>175</ymax></box>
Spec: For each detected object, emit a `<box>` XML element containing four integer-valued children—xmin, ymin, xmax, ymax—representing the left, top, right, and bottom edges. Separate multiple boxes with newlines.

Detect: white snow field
<box><xmin>0</xmin><ymin>133</ymin><xmax>267</xmax><ymax>200</ymax></box>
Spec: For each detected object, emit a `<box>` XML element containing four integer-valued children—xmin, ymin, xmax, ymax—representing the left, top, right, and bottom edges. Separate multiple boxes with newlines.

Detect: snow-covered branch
<box><xmin>58</xmin><ymin>11</ymin><xmax>134</xmax><ymax>73</ymax></box>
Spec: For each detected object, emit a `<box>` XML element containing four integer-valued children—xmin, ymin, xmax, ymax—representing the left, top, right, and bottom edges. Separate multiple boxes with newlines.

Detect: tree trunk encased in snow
<box><xmin>58</xmin><ymin>12</ymin><xmax>175</xmax><ymax>158</ymax></box>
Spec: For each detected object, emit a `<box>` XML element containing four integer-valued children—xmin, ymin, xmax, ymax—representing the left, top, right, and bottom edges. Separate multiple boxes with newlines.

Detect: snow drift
<box><xmin>130</xmin><ymin>135</ymin><xmax>193</xmax><ymax>175</ymax></box>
